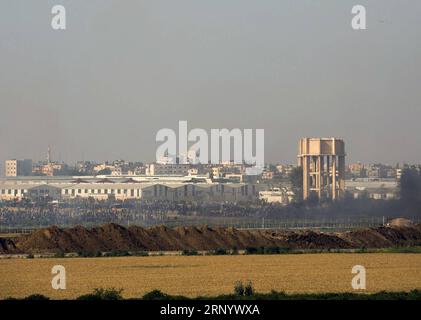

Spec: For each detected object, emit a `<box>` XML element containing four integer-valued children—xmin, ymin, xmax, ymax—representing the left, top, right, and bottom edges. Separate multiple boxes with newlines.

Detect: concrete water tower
<box><xmin>298</xmin><ymin>138</ymin><xmax>345</xmax><ymax>200</ymax></box>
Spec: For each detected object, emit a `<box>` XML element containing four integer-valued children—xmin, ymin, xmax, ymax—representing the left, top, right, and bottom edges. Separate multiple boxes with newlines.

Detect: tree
<box><xmin>289</xmin><ymin>166</ymin><xmax>303</xmax><ymax>202</ymax></box>
<box><xmin>399</xmin><ymin>168</ymin><xmax>421</xmax><ymax>205</ymax></box>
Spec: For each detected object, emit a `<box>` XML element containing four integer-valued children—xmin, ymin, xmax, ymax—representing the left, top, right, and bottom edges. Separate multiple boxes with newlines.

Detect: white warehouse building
<box><xmin>0</xmin><ymin>176</ymin><xmax>262</xmax><ymax>202</ymax></box>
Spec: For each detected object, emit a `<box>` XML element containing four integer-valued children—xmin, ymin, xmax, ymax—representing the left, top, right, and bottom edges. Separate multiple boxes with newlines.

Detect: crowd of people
<box><xmin>0</xmin><ymin>197</ymin><xmax>282</xmax><ymax>228</ymax></box>
<box><xmin>0</xmin><ymin>196</ymin><xmax>419</xmax><ymax>229</ymax></box>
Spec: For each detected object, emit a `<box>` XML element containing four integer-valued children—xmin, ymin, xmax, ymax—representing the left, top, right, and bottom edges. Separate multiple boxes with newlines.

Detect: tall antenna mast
<box><xmin>47</xmin><ymin>146</ymin><xmax>51</xmax><ymax>164</ymax></box>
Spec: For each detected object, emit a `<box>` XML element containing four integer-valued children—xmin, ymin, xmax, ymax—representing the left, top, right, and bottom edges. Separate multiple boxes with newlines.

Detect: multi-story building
<box><xmin>4</xmin><ymin>159</ymin><xmax>32</xmax><ymax>177</ymax></box>
<box><xmin>261</xmin><ymin>170</ymin><xmax>274</xmax><ymax>180</ymax></box>
<box><xmin>348</xmin><ymin>162</ymin><xmax>365</xmax><ymax>178</ymax></box>
<box><xmin>146</xmin><ymin>163</ymin><xmax>190</xmax><ymax>176</ymax></box>
<box><xmin>32</xmin><ymin>162</ymin><xmax>67</xmax><ymax>177</ymax></box>
<box><xmin>259</xmin><ymin>187</ymin><xmax>293</xmax><ymax>205</ymax></box>
<box><xmin>93</xmin><ymin>163</ymin><xmax>115</xmax><ymax>174</ymax></box>
<box><xmin>75</xmin><ymin>161</ymin><xmax>97</xmax><ymax>175</ymax></box>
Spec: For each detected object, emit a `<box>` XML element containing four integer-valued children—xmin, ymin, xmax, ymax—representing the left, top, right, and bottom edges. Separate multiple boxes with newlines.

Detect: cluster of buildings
<box><xmin>344</xmin><ymin>162</ymin><xmax>410</xmax><ymax>201</ymax></box>
<box><xmin>3</xmin><ymin>147</ymin><xmax>299</xmax><ymax>182</ymax></box>
<box><xmin>347</xmin><ymin>162</ymin><xmax>402</xmax><ymax>180</ymax></box>
<box><xmin>2</xmin><ymin>139</ymin><xmax>415</xmax><ymax>204</ymax></box>
<box><xmin>345</xmin><ymin>179</ymin><xmax>398</xmax><ymax>200</ymax></box>
<box><xmin>0</xmin><ymin>175</ymin><xmax>268</xmax><ymax>203</ymax></box>
<box><xmin>0</xmin><ymin>152</ymin><xmax>295</xmax><ymax>204</ymax></box>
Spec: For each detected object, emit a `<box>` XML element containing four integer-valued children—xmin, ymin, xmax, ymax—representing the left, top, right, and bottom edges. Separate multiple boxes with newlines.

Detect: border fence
<box><xmin>1</xmin><ymin>216</ymin><xmax>420</xmax><ymax>235</ymax></box>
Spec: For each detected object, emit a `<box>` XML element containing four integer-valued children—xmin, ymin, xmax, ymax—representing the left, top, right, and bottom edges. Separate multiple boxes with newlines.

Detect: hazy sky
<box><xmin>1</xmin><ymin>0</ymin><xmax>420</xmax><ymax>173</ymax></box>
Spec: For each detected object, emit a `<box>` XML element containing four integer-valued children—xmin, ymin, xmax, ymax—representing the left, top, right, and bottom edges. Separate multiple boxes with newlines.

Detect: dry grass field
<box><xmin>1</xmin><ymin>253</ymin><xmax>421</xmax><ymax>299</ymax></box>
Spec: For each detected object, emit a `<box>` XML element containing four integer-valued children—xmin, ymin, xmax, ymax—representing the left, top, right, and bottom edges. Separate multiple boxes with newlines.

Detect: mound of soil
<box><xmin>284</xmin><ymin>230</ymin><xmax>352</xmax><ymax>249</ymax></box>
<box><xmin>340</xmin><ymin>224</ymin><xmax>421</xmax><ymax>248</ymax></box>
<box><xmin>2</xmin><ymin>223</ymin><xmax>421</xmax><ymax>254</ymax></box>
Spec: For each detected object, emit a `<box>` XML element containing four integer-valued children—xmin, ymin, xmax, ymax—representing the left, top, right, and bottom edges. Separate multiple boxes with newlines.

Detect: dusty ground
<box><xmin>1</xmin><ymin>253</ymin><xmax>420</xmax><ymax>299</ymax></box>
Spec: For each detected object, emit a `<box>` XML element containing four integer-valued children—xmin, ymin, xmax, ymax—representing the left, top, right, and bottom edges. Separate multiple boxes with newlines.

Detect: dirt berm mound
<box><xmin>2</xmin><ymin>223</ymin><xmax>421</xmax><ymax>254</ymax></box>
<box><xmin>340</xmin><ymin>224</ymin><xmax>421</xmax><ymax>248</ymax></box>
